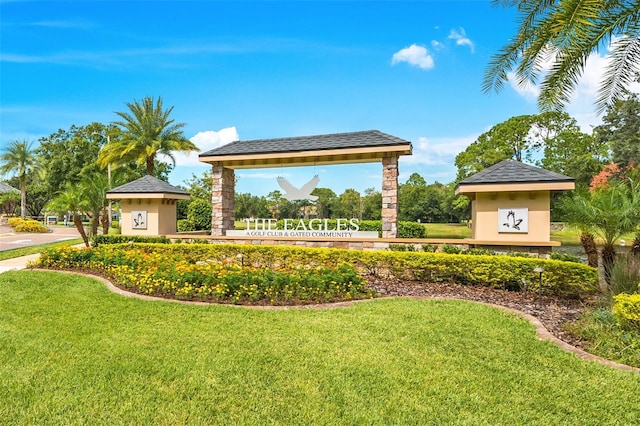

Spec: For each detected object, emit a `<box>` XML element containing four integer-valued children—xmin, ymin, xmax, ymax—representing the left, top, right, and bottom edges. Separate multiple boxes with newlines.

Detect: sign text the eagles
<box><xmin>226</xmin><ymin>218</ymin><xmax>380</xmax><ymax>238</ymax></box>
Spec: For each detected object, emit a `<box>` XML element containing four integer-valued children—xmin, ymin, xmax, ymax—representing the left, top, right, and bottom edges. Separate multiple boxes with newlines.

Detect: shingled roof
<box><xmin>200</xmin><ymin>130</ymin><xmax>411</xmax><ymax>157</ymax></box>
<box><xmin>458</xmin><ymin>159</ymin><xmax>574</xmax><ymax>186</ymax></box>
<box><xmin>107</xmin><ymin>175</ymin><xmax>188</xmax><ymax>196</ymax></box>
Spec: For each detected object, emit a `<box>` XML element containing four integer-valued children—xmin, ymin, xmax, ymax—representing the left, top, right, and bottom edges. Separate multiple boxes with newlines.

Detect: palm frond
<box><xmin>596</xmin><ymin>35</ymin><xmax>640</xmax><ymax>113</ymax></box>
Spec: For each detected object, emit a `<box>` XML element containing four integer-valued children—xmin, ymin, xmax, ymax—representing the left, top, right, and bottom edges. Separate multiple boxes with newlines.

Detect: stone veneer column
<box><xmin>211</xmin><ymin>163</ymin><xmax>235</xmax><ymax>236</ymax></box>
<box><xmin>381</xmin><ymin>155</ymin><xmax>399</xmax><ymax>238</ymax></box>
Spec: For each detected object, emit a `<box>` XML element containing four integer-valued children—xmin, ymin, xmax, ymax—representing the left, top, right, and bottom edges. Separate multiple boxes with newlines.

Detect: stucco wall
<box><xmin>120</xmin><ymin>199</ymin><xmax>178</xmax><ymax>235</ymax></box>
<box><xmin>472</xmin><ymin>190</ymin><xmax>550</xmax><ymax>242</ymax></box>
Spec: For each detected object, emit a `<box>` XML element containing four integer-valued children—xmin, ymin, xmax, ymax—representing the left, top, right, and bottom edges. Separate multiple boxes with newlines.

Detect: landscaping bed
<box><xmin>368</xmin><ymin>275</ymin><xmax>591</xmax><ymax>350</ymax></box>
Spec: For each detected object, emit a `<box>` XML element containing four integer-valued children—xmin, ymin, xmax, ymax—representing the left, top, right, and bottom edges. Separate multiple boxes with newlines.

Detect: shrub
<box><xmin>397</xmin><ymin>221</ymin><xmax>427</xmax><ymax>239</ymax></box>
<box><xmin>442</xmin><ymin>244</ymin><xmax>462</xmax><ymax>254</ymax></box>
<box><xmin>9</xmin><ymin>218</ymin><xmax>49</xmax><ymax>233</ymax></box>
<box><xmin>609</xmin><ymin>254</ymin><xmax>640</xmax><ymax>296</ymax></box>
<box><xmin>613</xmin><ymin>293</ymin><xmax>640</xmax><ymax>330</ymax></box>
<box><xmin>422</xmin><ymin>244</ymin><xmax>438</xmax><ymax>253</ymax></box>
<box><xmin>37</xmin><ymin>245</ymin><xmax>373</xmax><ymax>305</ymax></box>
<box><xmin>178</xmin><ymin>219</ymin><xmax>196</xmax><ymax>232</ymax></box>
<box><xmin>507</xmin><ymin>252</ymin><xmax>533</xmax><ymax>258</ymax></box>
<box><xmin>90</xmin><ymin>234</ymin><xmax>171</xmax><ymax>247</ymax></box>
<box><xmin>187</xmin><ymin>199</ymin><xmax>212</xmax><ymax>231</ymax></box>
<box><xmin>61</xmin><ymin>243</ymin><xmax>599</xmax><ymax>299</ymax></box>
<box><xmin>389</xmin><ymin>244</ymin><xmax>416</xmax><ymax>252</ymax></box>
<box><xmin>7</xmin><ymin>217</ymin><xmax>22</xmax><ymax>227</ymax></box>
<box><xmin>550</xmin><ymin>251</ymin><xmax>583</xmax><ymax>264</ymax></box>
<box><xmin>463</xmin><ymin>248</ymin><xmax>495</xmax><ymax>256</ymax></box>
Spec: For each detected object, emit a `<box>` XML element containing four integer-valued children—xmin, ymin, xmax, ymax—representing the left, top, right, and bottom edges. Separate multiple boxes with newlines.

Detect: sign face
<box><xmin>131</xmin><ymin>210</ymin><xmax>147</xmax><ymax>230</ymax></box>
<box><xmin>226</xmin><ymin>218</ymin><xmax>379</xmax><ymax>238</ymax></box>
<box><xmin>498</xmin><ymin>208</ymin><xmax>528</xmax><ymax>233</ymax></box>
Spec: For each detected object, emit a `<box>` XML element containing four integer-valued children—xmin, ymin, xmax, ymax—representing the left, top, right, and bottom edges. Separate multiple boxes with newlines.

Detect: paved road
<box><xmin>0</xmin><ymin>224</ymin><xmax>82</xmax><ymax>252</ymax></box>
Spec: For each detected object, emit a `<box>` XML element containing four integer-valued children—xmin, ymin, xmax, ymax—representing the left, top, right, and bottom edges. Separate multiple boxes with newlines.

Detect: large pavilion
<box><xmin>199</xmin><ymin>130</ymin><xmax>413</xmax><ymax>238</ymax></box>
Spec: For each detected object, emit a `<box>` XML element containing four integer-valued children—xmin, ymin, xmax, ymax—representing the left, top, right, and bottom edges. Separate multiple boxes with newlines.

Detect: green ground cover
<box><xmin>1</xmin><ymin>270</ymin><xmax>639</xmax><ymax>425</ymax></box>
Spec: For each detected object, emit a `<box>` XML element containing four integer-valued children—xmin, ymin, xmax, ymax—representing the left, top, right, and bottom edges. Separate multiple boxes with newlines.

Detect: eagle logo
<box><xmin>277</xmin><ymin>175</ymin><xmax>320</xmax><ymax>201</ymax></box>
<box><xmin>503</xmin><ymin>210</ymin><xmax>523</xmax><ymax>230</ymax></box>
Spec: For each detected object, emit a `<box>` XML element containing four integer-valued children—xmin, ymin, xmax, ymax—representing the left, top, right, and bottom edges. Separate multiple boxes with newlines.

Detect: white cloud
<box><xmin>402</xmin><ymin>135</ymin><xmax>478</xmax><ymax>166</ymax></box>
<box><xmin>431</xmin><ymin>40</ymin><xmax>444</xmax><ymax>51</ymax></box>
<box><xmin>506</xmin><ymin>39</ymin><xmax>640</xmax><ymax>132</ymax></box>
<box><xmin>507</xmin><ymin>71</ymin><xmax>540</xmax><ymax>100</ymax></box>
<box><xmin>448</xmin><ymin>28</ymin><xmax>474</xmax><ymax>53</ymax></box>
<box><xmin>391</xmin><ymin>44</ymin><xmax>434</xmax><ymax>70</ymax></box>
<box><xmin>170</xmin><ymin>126</ymin><xmax>239</xmax><ymax>167</ymax></box>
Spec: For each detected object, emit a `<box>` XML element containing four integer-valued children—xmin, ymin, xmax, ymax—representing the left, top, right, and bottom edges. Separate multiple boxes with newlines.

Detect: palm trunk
<box><xmin>91</xmin><ymin>210</ymin><xmax>99</xmax><ymax>236</ymax></box>
<box><xmin>74</xmin><ymin>213</ymin><xmax>90</xmax><ymax>247</ymax></box>
<box><xmin>580</xmin><ymin>232</ymin><xmax>599</xmax><ymax>268</ymax></box>
<box><xmin>601</xmin><ymin>244</ymin><xmax>616</xmax><ymax>286</ymax></box>
<box><xmin>632</xmin><ymin>233</ymin><xmax>640</xmax><ymax>257</ymax></box>
<box><xmin>20</xmin><ymin>178</ymin><xmax>26</xmax><ymax>219</ymax></box>
<box><xmin>146</xmin><ymin>155</ymin><xmax>154</xmax><ymax>175</ymax></box>
<box><xmin>101</xmin><ymin>207</ymin><xmax>109</xmax><ymax>235</ymax></box>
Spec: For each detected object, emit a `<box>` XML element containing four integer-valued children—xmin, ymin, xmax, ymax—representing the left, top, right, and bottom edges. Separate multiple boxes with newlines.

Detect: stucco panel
<box><xmin>472</xmin><ymin>191</ymin><xmax>550</xmax><ymax>242</ymax></box>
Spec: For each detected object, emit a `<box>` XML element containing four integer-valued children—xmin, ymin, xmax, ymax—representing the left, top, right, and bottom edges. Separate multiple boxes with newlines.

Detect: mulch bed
<box><xmin>366</xmin><ymin>275</ymin><xmax>593</xmax><ymax>349</ymax></box>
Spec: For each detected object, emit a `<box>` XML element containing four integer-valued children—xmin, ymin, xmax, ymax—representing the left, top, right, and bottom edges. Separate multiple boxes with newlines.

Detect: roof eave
<box><xmin>199</xmin><ymin>144</ymin><xmax>412</xmax><ymax>168</ymax></box>
<box><xmin>455</xmin><ymin>180</ymin><xmax>575</xmax><ymax>195</ymax></box>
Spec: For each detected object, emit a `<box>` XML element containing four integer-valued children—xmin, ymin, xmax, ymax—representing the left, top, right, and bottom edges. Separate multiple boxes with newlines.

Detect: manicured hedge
<box><xmin>177</xmin><ymin>219</ymin><xmax>196</xmax><ymax>232</ymax></box>
<box><xmin>36</xmin><ymin>245</ymin><xmax>371</xmax><ymax>305</ymax></box>
<box><xmin>8</xmin><ymin>218</ymin><xmax>49</xmax><ymax>233</ymax></box>
<box><xmin>613</xmin><ymin>293</ymin><xmax>640</xmax><ymax>330</ymax></box>
<box><xmin>94</xmin><ymin>243</ymin><xmax>598</xmax><ymax>298</ymax></box>
<box><xmin>90</xmin><ymin>234</ymin><xmax>171</xmax><ymax>247</ymax></box>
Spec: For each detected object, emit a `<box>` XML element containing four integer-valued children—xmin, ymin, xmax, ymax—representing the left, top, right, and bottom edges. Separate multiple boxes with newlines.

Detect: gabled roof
<box><xmin>200</xmin><ymin>130</ymin><xmax>411</xmax><ymax>157</ymax></box>
<box><xmin>107</xmin><ymin>175</ymin><xmax>189</xmax><ymax>199</ymax></box>
<box><xmin>459</xmin><ymin>159</ymin><xmax>574</xmax><ymax>185</ymax></box>
<box><xmin>455</xmin><ymin>159</ymin><xmax>575</xmax><ymax>194</ymax></box>
<box><xmin>0</xmin><ymin>182</ymin><xmax>19</xmax><ymax>194</ymax></box>
<box><xmin>198</xmin><ymin>130</ymin><xmax>412</xmax><ymax>169</ymax></box>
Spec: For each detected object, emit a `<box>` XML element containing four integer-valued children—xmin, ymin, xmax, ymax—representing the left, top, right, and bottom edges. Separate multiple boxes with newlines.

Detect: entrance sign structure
<box><xmin>455</xmin><ymin>159</ymin><xmax>575</xmax><ymax>254</ymax></box>
<box><xmin>107</xmin><ymin>175</ymin><xmax>190</xmax><ymax>235</ymax></box>
<box><xmin>198</xmin><ymin>130</ymin><xmax>413</xmax><ymax>238</ymax></box>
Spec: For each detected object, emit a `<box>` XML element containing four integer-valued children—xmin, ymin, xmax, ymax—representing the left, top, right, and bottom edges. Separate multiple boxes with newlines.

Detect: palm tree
<box><xmin>0</xmin><ymin>140</ymin><xmax>37</xmax><ymax>218</ymax></box>
<box><xmin>98</xmin><ymin>96</ymin><xmax>198</xmax><ymax>176</ymax></box>
<box><xmin>483</xmin><ymin>0</ymin><xmax>640</xmax><ymax>113</ymax></box>
<box><xmin>80</xmin><ymin>173</ymin><xmax>110</xmax><ymax>237</ymax></box>
<box><xmin>46</xmin><ymin>184</ymin><xmax>90</xmax><ymax>247</ymax></box>
<box><xmin>559</xmin><ymin>177</ymin><xmax>640</xmax><ymax>283</ymax></box>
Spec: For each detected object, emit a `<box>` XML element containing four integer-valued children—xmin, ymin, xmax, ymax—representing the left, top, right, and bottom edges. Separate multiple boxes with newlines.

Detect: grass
<box><xmin>2</xmin><ymin>271</ymin><xmax>640</xmax><ymax>425</ymax></box>
<box><xmin>424</xmin><ymin>222</ymin><xmax>472</xmax><ymax>238</ymax></box>
<box><xmin>565</xmin><ymin>308</ymin><xmax>640</xmax><ymax>368</ymax></box>
<box><xmin>0</xmin><ymin>238</ymin><xmax>83</xmax><ymax>261</ymax></box>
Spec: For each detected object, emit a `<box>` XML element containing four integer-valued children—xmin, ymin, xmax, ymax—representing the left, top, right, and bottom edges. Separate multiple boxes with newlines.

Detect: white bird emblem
<box><xmin>277</xmin><ymin>175</ymin><xmax>320</xmax><ymax>201</ymax></box>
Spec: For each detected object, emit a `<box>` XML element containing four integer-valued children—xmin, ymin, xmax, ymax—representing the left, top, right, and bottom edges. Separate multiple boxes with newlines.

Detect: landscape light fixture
<box><xmin>533</xmin><ymin>267</ymin><xmax>544</xmax><ymax>306</ymax></box>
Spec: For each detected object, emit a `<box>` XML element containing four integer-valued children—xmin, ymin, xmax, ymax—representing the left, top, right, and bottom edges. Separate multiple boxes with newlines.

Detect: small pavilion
<box><xmin>455</xmin><ymin>159</ymin><xmax>575</xmax><ymax>253</ymax></box>
<box><xmin>107</xmin><ymin>175</ymin><xmax>189</xmax><ymax>235</ymax></box>
<box><xmin>199</xmin><ymin>130</ymin><xmax>413</xmax><ymax>238</ymax></box>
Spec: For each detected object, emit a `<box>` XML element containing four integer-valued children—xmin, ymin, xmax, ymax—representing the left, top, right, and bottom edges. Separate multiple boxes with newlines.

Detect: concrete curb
<box><xmin>23</xmin><ymin>268</ymin><xmax>640</xmax><ymax>374</ymax></box>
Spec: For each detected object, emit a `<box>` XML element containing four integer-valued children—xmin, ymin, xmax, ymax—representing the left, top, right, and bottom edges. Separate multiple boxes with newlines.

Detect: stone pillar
<box><xmin>381</xmin><ymin>155</ymin><xmax>399</xmax><ymax>238</ymax></box>
<box><xmin>211</xmin><ymin>163</ymin><xmax>235</xmax><ymax>236</ymax></box>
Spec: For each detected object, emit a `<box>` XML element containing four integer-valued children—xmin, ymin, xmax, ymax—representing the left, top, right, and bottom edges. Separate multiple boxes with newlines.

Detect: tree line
<box><xmin>2</xmin><ymin>92</ymin><xmax>640</xmax><ymax>248</ymax></box>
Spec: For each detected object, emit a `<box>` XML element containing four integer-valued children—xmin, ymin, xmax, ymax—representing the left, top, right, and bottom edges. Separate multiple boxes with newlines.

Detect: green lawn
<box><xmin>424</xmin><ymin>222</ymin><xmax>472</xmax><ymax>238</ymax></box>
<box><xmin>0</xmin><ymin>238</ymin><xmax>84</xmax><ymax>261</ymax></box>
<box><xmin>1</xmin><ymin>271</ymin><xmax>639</xmax><ymax>425</ymax></box>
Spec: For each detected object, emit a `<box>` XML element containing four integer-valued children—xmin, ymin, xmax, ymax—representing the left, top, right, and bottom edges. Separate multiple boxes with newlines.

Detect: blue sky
<box><xmin>0</xmin><ymin>0</ymin><xmax>610</xmax><ymax>197</ymax></box>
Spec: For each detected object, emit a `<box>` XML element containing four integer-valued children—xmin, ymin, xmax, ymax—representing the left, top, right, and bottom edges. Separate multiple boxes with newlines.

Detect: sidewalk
<box><xmin>0</xmin><ymin>253</ymin><xmax>41</xmax><ymax>273</ymax></box>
